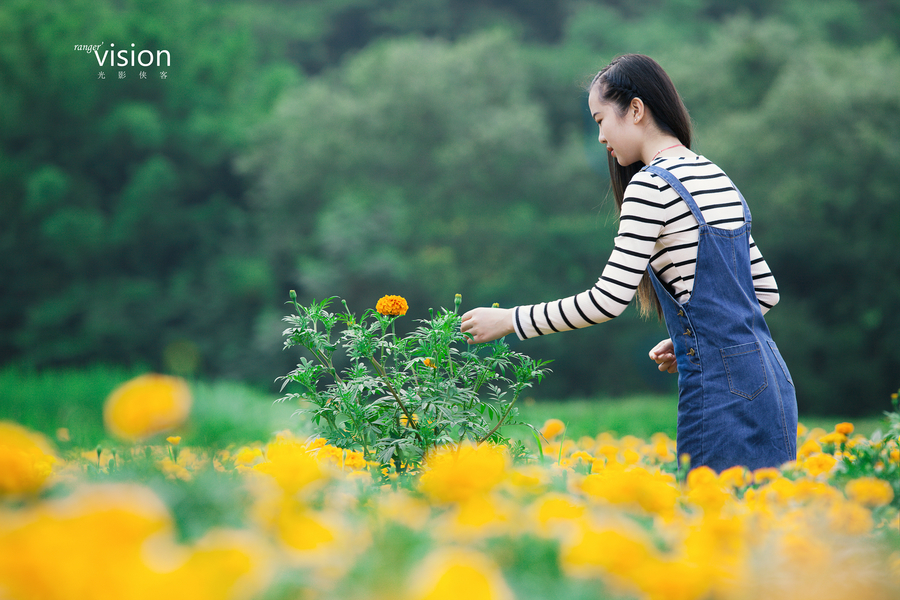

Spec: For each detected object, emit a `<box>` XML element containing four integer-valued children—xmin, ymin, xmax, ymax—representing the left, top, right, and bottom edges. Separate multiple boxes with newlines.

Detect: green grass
<box><xmin>0</xmin><ymin>365</ymin><xmax>891</xmax><ymax>449</ymax></box>
<box><xmin>0</xmin><ymin>364</ymin><xmax>295</xmax><ymax>449</ymax></box>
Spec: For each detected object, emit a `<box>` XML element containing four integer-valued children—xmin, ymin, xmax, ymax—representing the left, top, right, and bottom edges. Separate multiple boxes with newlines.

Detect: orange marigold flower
<box><xmin>834</xmin><ymin>422</ymin><xmax>854</xmax><ymax>435</ymax></box>
<box><xmin>375</xmin><ymin>294</ymin><xmax>408</xmax><ymax>316</ymax></box>
<box><xmin>423</xmin><ymin>358</ymin><xmax>437</xmax><ymax>369</ymax></box>
<box><xmin>103</xmin><ymin>374</ymin><xmax>192</xmax><ymax>441</ymax></box>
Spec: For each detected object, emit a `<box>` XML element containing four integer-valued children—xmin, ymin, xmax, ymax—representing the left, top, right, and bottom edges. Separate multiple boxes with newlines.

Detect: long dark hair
<box><xmin>589</xmin><ymin>54</ymin><xmax>693</xmax><ymax>320</ymax></box>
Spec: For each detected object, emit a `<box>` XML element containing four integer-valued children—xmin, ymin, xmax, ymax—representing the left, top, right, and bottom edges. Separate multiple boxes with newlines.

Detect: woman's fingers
<box><xmin>460</xmin><ymin>307</ymin><xmax>513</xmax><ymax>344</ymax></box>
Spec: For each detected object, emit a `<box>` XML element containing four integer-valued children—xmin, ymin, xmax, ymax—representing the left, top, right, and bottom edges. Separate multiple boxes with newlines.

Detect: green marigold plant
<box><xmin>278</xmin><ymin>292</ymin><xmax>551</xmax><ymax>473</ymax></box>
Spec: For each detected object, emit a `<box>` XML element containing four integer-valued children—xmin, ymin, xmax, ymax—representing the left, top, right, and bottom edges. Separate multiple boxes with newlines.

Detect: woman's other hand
<box><xmin>649</xmin><ymin>338</ymin><xmax>678</xmax><ymax>373</ymax></box>
<box><xmin>460</xmin><ymin>307</ymin><xmax>514</xmax><ymax>344</ymax></box>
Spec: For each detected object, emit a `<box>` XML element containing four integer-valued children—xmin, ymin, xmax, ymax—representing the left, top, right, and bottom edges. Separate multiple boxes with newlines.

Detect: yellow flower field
<box><xmin>0</xmin><ymin>419</ymin><xmax>897</xmax><ymax>599</ymax></box>
<box><xmin>1</xmin><ymin>379</ymin><xmax>898</xmax><ymax>600</ymax></box>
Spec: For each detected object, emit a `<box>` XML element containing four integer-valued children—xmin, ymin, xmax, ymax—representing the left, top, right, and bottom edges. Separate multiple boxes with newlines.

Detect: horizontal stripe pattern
<box><xmin>514</xmin><ymin>155</ymin><xmax>779</xmax><ymax>340</ymax></box>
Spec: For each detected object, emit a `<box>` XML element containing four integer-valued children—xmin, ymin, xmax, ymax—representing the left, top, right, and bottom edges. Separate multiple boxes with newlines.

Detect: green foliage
<box><xmin>278</xmin><ymin>294</ymin><xmax>550</xmax><ymax>470</ymax></box>
<box><xmin>2</xmin><ymin>0</ymin><xmax>898</xmax><ymax>416</ymax></box>
<box><xmin>0</xmin><ymin>364</ymin><xmax>294</xmax><ymax>448</ymax></box>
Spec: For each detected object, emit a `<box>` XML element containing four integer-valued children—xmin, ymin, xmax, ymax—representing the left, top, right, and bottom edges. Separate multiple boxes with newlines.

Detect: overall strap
<box><xmin>643</xmin><ymin>164</ymin><xmax>752</xmax><ymax>225</ymax></box>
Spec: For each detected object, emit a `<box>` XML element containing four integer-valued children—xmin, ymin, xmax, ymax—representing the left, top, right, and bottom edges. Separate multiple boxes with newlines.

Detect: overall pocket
<box><xmin>720</xmin><ymin>342</ymin><xmax>768</xmax><ymax>400</ymax></box>
<box><xmin>767</xmin><ymin>340</ymin><xmax>794</xmax><ymax>386</ymax></box>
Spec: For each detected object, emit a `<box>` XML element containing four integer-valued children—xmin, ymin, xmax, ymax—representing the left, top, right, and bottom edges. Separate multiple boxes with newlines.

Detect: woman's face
<box><xmin>588</xmin><ymin>86</ymin><xmax>641</xmax><ymax>166</ymax></box>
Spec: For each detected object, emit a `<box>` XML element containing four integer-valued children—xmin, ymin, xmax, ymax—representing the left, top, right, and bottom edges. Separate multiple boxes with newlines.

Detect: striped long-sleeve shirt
<box><xmin>513</xmin><ymin>155</ymin><xmax>779</xmax><ymax>340</ymax></box>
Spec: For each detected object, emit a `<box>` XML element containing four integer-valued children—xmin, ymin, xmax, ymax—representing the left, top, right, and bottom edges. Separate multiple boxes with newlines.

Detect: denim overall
<box><xmin>643</xmin><ymin>165</ymin><xmax>798</xmax><ymax>472</ymax></box>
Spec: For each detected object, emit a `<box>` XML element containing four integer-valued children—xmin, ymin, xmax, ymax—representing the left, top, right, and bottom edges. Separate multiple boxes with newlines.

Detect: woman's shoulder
<box><xmin>632</xmin><ymin>155</ymin><xmax>725</xmax><ymax>186</ymax></box>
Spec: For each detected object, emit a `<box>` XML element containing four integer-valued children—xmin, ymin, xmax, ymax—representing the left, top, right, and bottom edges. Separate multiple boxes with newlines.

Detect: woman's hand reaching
<box><xmin>460</xmin><ymin>307</ymin><xmax>515</xmax><ymax>344</ymax></box>
<box><xmin>649</xmin><ymin>338</ymin><xmax>678</xmax><ymax>373</ymax></box>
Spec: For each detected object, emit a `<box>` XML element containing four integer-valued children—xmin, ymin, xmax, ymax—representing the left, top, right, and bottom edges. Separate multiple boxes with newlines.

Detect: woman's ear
<box><xmin>631</xmin><ymin>98</ymin><xmax>646</xmax><ymax>124</ymax></box>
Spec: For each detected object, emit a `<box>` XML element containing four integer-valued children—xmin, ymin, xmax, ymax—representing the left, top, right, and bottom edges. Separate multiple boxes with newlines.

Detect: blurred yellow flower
<box><xmin>818</xmin><ymin>431</ymin><xmax>848</xmax><ymax>446</ymax></box>
<box><xmin>233</xmin><ymin>446</ymin><xmax>264</xmax><ymax>468</ymax></box>
<box><xmin>834</xmin><ymin>422</ymin><xmax>854</xmax><ymax>435</ymax></box>
<box><xmin>423</xmin><ymin>358</ymin><xmax>437</xmax><ymax>369</ymax></box>
<box><xmin>802</xmin><ymin>453</ymin><xmax>838</xmax><ymax>477</ymax></box>
<box><xmin>0</xmin><ymin>484</ymin><xmax>268</xmax><ymax>600</ymax></box>
<box><xmin>0</xmin><ymin>421</ymin><xmax>58</xmax><ymax>495</ymax></box>
<box><xmin>796</xmin><ymin>438</ymin><xmax>822</xmax><ymax>459</ymax></box>
<box><xmin>844</xmin><ymin>477</ymin><xmax>894</xmax><ymax>508</ymax></box>
<box><xmin>408</xmin><ymin>548</ymin><xmax>514</xmax><ymax>600</ymax></box>
<box><xmin>419</xmin><ymin>443</ymin><xmax>508</xmax><ymax>504</ymax></box>
<box><xmin>752</xmin><ymin>467</ymin><xmax>781</xmax><ymax>485</ymax></box>
<box><xmin>533</xmin><ymin>493</ymin><xmax>585</xmax><ymax>531</ymax></box>
<box><xmin>103</xmin><ymin>374</ymin><xmax>192</xmax><ymax>441</ymax></box>
<box><xmin>253</xmin><ymin>434</ymin><xmax>326</xmax><ymax>495</ymax></box>
<box><xmin>539</xmin><ymin>418</ymin><xmax>566</xmax><ymax>440</ymax></box>
<box><xmin>561</xmin><ymin>519</ymin><xmax>657</xmax><ymax>580</ymax></box>
<box><xmin>166</xmin><ymin>436</ymin><xmax>182</xmax><ymax>446</ymax></box>
<box><xmin>718</xmin><ymin>466</ymin><xmax>751</xmax><ymax>489</ymax></box>
<box><xmin>827</xmin><ymin>500</ymin><xmax>874</xmax><ymax>535</ymax></box>
<box><xmin>581</xmin><ymin>467</ymin><xmax>679</xmax><ymax>517</ymax></box>
<box><xmin>686</xmin><ymin>465</ymin><xmax>718</xmax><ymax>488</ymax></box>
<box><xmin>375</xmin><ymin>295</ymin><xmax>408</xmax><ymax>316</ymax></box>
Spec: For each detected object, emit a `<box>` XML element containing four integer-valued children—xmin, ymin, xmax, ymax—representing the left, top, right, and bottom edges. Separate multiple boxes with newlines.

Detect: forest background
<box><xmin>2</xmin><ymin>0</ymin><xmax>898</xmax><ymax>418</ymax></box>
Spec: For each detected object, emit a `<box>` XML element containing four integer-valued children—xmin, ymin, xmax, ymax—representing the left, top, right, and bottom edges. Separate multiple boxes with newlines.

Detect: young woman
<box><xmin>461</xmin><ymin>54</ymin><xmax>797</xmax><ymax>472</ymax></box>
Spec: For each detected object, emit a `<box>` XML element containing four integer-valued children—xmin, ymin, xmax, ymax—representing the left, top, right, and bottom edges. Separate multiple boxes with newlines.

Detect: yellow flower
<box><xmin>400</xmin><ymin>413</ymin><xmax>419</xmax><ymax>427</ymax></box>
<box><xmin>561</xmin><ymin>519</ymin><xmax>658</xmax><ymax>579</ymax></box>
<box><xmin>419</xmin><ymin>443</ymin><xmax>508</xmax><ymax>504</ymax></box>
<box><xmin>408</xmin><ymin>548</ymin><xmax>514</xmax><ymax>600</ymax></box>
<box><xmin>0</xmin><ymin>421</ymin><xmax>58</xmax><ymax>495</ymax></box>
<box><xmin>166</xmin><ymin>436</ymin><xmax>181</xmax><ymax>446</ymax></box>
<box><xmin>103</xmin><ymin>374</ymin><xmax>192</xmax><ymax>441</ymax></box>
<box><xmin>834</xmin><ymin>422</ymin><xmax>854</xmax><ymax>435</ymax></box>
<box><xmin>752</xmin><ymin>467</ymin><xmax>781</xmax><ymax>484</ymax></box>
<box><xmin>686</xmin><ymin>465</ymin><xmax>719</xmax><ymax>488</ymax></box>
<box><xmin>718</xmin><ymin>465</ymin><xmax>751</xmax><ymax>489</ymax></box>
<box><xmin>844</xmin><ymin>477</ymin><xmax>895</xmax><ymax>508</ymax></box>
<box><xmin>233</xmin><ymin>446</ymin><xmax>264</xmax><ymax>468</ymax></box>
<box><xmin>0</xmin><ymin>484</ymin><xmax>268</xmax><ymax>600</ymax></box>
<box><xmin>375</xmin><ymin>294</ymin><xmax>408</xmax><ymax>316</ymax></box>
<box><xmin>797</xmin><ymin>438</ymin><xmax>822</xmax><ymax>459</ymax></box>
<box><xmin>533</xmin><ymin>493</ymin><xmax>585</xmax><ymax>532</ymax></box>
<box><xmin>581</xmin><ymin>467</ymin><xmax>679</xmax><ymax>517</ymax></box>
<box><xmin>423</xmin><ymin>358</ymin><xmax>438</xmax><ymax>369</ymax></box>
<box><xmin>826</xmin><ymin>499</ymin><xmax>874</xmax><ymax>535</ymax></box>
<box><xmin>539</xmin><ymin>418</ymin><xmax>566</xmax><ymax>440</ymax></box>
<box><xmin>818</xmin><ymin>431</ymin><xmax>848</xmax><ymax>446</ymax></box>
<box><xmin>802</xmin><ymin>453</ymin><xmax>838</xmax><ymax>477</ymax></box>
<box><xmin>252</xmin><ymin>434</ymin><xmax>327</xmax><ymax>495</ymax></box>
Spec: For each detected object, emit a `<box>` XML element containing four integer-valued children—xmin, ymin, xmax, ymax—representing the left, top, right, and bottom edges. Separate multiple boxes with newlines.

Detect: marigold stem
<box><xmin>369</xmin><ymin>356</ymin><xmax>419</xmax><ymax>435</ymax></box>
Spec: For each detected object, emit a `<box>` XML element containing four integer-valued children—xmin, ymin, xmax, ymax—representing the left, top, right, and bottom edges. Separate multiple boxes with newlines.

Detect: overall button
<box><xmin>687</xmin><ymin>348</ymin><xmax>695</xmax><ymax>356</ymax></box>
<box><xmin>677</xmin><ymin>310</ymin><xmax>685</xmax><ymax>317</ymax></box>
<box><xmin>684</xmin><ymin>328</ymin><xmax>692</xmax><ymax>336</ymax></box>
